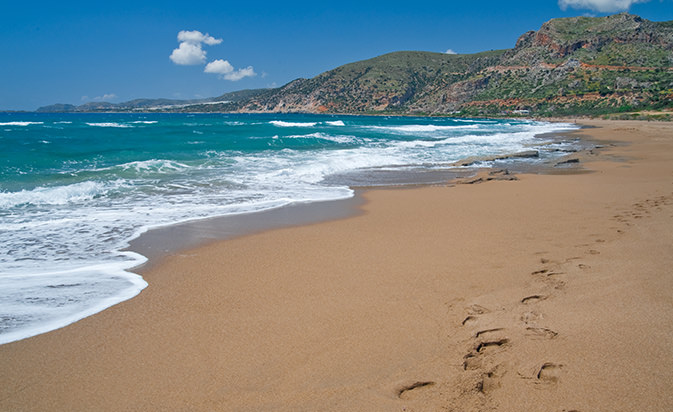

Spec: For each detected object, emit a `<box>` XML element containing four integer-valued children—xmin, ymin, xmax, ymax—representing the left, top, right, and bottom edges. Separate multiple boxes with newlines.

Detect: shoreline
<box><xmin>0</xmin><ymin>115</ymin><xmax>578</xmax><ymax>347</ymax></box>
<box><xmin>127</xmin><ymin>119</ymin><xmax>587</xmax><ymax>272</ymax></box>
<box><xmin>1</xmin><ymin>119</ymin><xmax>672</xmax><ymax>411</ymax></box>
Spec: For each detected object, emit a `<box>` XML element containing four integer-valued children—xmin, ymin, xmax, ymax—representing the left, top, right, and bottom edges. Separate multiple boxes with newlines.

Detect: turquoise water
<box><xmin>0</xmin><ymin>112</ymin><xmax>578</xmax><ymax>344</ymax></box>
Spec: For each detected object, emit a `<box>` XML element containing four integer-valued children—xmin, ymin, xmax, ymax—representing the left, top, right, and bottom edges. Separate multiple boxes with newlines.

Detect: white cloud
<box><xmin>204</xmin><ymin>59</ymin><xmax>234</xmax><ymax>74</ymax></box>
<box><xmin>226</xmin><ymin>66</ymin><xmax>256</xmax><ymax>81</ymax></box>
<box><xmin>170</xmin><ymin>30</ymin><xmax>256</xmax><ymax>81</ymax></box>
<box><xmin>558</xmin><ymin>0</ymin><xmax>649</xmax><ymax>12</ymax></box>
<box><xmin>204</xmin><ymin>59</ymin><xmax>257</xmax><ymax>81</ymax></box>
<box><xmin>95</xmin><ymin>93</ymin><xmax>117</xmax><ymax>101</ymax></box>
<box><xmin>170</xmin><ymin>42</ymin><xmax>207</xmax><ymax>65</ymax></box>
<box><xmin>81</xmin><ymin>94</ymin><xmax>117</xmax><ymax>102</ymax></box>
<box><xmin>445</xmin><ymin>49</ymin><xmax>457</xmax><ymax>54</ymax></box>
<box><xmin>169</xmin><ymin>30</ymin><xmax>223</xmax><ymax>65</ymax></box>
<box><xmin>177</xmin><ymin>30</ymin><xmax>222</xmax><ymax>46</ymax></box>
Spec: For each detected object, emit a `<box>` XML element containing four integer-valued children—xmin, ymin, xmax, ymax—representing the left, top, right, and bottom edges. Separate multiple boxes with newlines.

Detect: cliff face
<box><xmin>234</xmin><ymin>13</ymin><xmax>673</xmax><ymax>116</ymax></box>
<box><xmin>505</xmin><ymin>13</ymin><xmax>673</xmax><ymax>65</ymax></box>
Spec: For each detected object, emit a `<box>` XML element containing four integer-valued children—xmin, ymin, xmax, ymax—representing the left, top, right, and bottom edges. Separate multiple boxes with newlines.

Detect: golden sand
<box><xmin>1</xmin><ymin>120</ymin><xmax>672</xmax><ymax>411</ymax></box>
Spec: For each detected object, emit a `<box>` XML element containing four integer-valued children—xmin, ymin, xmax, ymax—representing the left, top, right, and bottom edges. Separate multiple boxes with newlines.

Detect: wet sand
<box><xmin>1</xmin><ymin>120</ymin><xmax>672</xmax><ymax>411</ymax></box>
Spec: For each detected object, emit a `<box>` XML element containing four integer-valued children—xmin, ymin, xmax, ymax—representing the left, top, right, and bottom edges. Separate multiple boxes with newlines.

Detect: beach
<box><xmin>1</xmin><ymin>119</ymin><xmax>672</xmax><ymax>411</ymax></box>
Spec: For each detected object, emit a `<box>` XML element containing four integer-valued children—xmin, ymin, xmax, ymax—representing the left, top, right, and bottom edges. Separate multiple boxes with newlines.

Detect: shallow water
<box><xmin>0</xmin><ymin>112</ymin><xmax>579</xmax><ymax>344</ymax></box>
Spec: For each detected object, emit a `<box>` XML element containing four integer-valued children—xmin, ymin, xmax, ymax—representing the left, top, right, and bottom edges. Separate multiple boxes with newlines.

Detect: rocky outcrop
<box><xmin>236</xmin><ymin>13</ymin><xmax>672</xmax><ymax>116</ymax></box>
<box><xmin>505</xmin><ymin>13</ymin><xmax>673</xmax><ymax>65</ymax></box>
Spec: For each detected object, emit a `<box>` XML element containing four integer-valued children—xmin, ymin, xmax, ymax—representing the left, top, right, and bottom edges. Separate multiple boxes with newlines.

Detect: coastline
<box><xmin>0</xmin><ymin>114</ymin><xmax>577</xmax><ymax>347</ymax></box>
<box><xmin>1</xmin><ymin>119</ymin><xmax>672</xmax><ymax>411</ymax></box>
<box><xmin>127</xmin><ymin>118</ymin><xmax>586</xmax><ymax>269</ymax></box>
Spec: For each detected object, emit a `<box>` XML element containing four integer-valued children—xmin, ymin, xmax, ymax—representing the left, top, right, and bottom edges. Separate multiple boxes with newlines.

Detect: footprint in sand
<box><xmin>477</xmin><ymin>364</ymin><xmax>505</xmax><ymax>394</ymax></box>
<box><xmin>475</xmin><ymin>328</ymin><xmax>504</xmax><ymax>338</ymax></box>
<box><xmin>537</xmin><ymin>362</ymin><xmax>563</xmax><ymax>383</ymax></box>
<box><xmin>475</xmin><ymin>338</ymin><xmax>510</xmax><ymax>353</ymax></box>
<box><xmin>521</xmin><ymin>295</ymin><xmax>547</xmax><ymax>304</ymax></box>
<box><xmin>462</xmin><ymin>315</ymin><xmax>478</xmax><ymax>326</ymax></box>
<box><xmin>461</xmin><ymin>304</ymin><xmax>492</xmax><ymax>326</ymax></box>
<box><xmin>467</xmin><ymin>304</ymin><xmax>491</xmax><ymax>315</ymax></box>
<box><xmin>395</xmin><ymin>381</ymin><xmax>435</xmax><ymax>399</ymax></box>
<box><xmin>463</xmin><ymin>338</ymin><xmax>510</xmax><ymax>370</ymax></box>
<box><xmin>520</xmin><ymin>310</ymin><xmax>543</xmax><ymax>325</ymax></box>
<box><xmin>525</xmin><ymin>327</ymin><xmax>558</xmax><ymax>339</ymax></box>
<box><xmin>532</xmin><ymin>268</ymin><xmax>564</xmax><ymax>277</ymax></box>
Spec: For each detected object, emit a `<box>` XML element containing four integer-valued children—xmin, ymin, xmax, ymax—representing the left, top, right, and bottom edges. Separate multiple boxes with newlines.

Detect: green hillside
<box><xmin>38</xmin><ymin>13</ymin><xmax>673</xmax><ymax>118</ymax></box>
<box><xmin>237</xmin><ymin>13</ymin><xmax>673</xmax><ymax>117</ymax></box>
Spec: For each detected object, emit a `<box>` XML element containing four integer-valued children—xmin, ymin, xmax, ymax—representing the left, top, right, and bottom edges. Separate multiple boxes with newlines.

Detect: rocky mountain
<box><xmin>227</xmin><ymin>13</ymin><xmax>670</xmax><ymax>117</ymax></box>
<box><xmin>235</xmin><ymin>13</ymin><xmax>672</xmax><ymax>116</ymax></box>
<box><xmin>37</xmin><ymin>13</ymin><xmax>673</xmax><ymax>117</ymax></box>
<box><xmin>464</xmin><ymin>13</ymin><xmax>673</xmax><ymax>116</ymax></box>
<box><xmin>236</xmin><ymin>50</ymin><xmax>505</xmax><ymax>114</ymax></box>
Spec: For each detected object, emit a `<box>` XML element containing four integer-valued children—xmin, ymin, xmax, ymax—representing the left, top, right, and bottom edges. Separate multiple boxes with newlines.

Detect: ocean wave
<box><xmin>0</xmin><ymin>115</ymin><xmax>580</xmax><ymax>345</ymax></box>
<box><xmin>117</xmin><ymin>159</ymin><xmax>191</xmax><ymax>173</ymax></box>
<box><xmin>285</xmin><ymin>132</ymin><xmax>358</xmax><ymax>144</ymax></box>
<box><xmin>0</xmin><ymin>261</ymin><xmax>147</xmax><ymax>345</ymax></box>
<box><xmin>270</xmin><ymin>120</ymin><xmax>318</xmax><ymax>127</ymax></box>
<box><xmin>367</xmin><ymin>124</ymin><xmax>479</xmax><ymax>133</ymax></box>
<box><xmin>130</xmin><ymin>121</ymin><xmax>158</xmax><ymax>124</ymax></box>
<box><xmin>454</xmin><ymin>119</ymin><xmax>497</xmax><ymax>124</ymax></box>
<box><xmin>0</xmin><ymin>180</ymin><xmax>124</xmax><ymax>208</ymax></box>
<box><xmin>0</xmin><ymin>121</ymin><xmax>44</xmax><ymax>126</ymax></box>
<box><xmin>86</xmin><ymin>122</ymin><xmax>132</xmax><ymax>128</ymax></box>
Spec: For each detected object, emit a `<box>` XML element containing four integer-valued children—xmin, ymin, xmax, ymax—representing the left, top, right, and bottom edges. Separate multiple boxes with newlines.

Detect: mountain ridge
<box><xmin>37</xmin><ymin>13</ymin><xmax>673</xmax><ymax>117</ymax></box>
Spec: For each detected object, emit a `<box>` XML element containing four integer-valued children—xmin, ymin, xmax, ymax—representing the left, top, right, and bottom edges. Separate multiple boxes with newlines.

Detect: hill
<box><xmin>36</xmin><ymin>89</ymin><xmax>269</xmax><ymax>113</ymax></box>
<box><xmin>37</xmin><ymin>13</ymin><xmax>673</xmax><ymax>117</ymax></box>
<box><xmin>234</xmin><ymin>13</ymin><xmax>672</xmax><ymax>117</ymax></box>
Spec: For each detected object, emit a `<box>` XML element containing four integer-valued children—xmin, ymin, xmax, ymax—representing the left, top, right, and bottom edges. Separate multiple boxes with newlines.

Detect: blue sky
<box><xmin>2</xmin><ymin>0</ymin><xmax>672</xmax><ymax>110</ymax></box>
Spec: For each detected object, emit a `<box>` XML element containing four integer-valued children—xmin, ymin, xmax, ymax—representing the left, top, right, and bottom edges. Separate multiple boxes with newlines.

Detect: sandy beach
<box><xmin>1</xmin><ymin>119</ymin><xmax>672</xmax><ymax>411</ymax></box>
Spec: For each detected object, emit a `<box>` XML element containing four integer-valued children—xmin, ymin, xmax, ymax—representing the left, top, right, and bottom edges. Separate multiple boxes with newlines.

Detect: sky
<box><xmin>1</xmin><ymin>0</ymin><xmax>672</xmax><ymax>111</ymax></box>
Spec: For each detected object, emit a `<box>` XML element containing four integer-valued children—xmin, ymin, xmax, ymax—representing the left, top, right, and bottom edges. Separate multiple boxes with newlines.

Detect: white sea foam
<box><xmin>454</xmin><ymin>119</ymin><xmax>497</xmax><ymax>124</ymax></box>
<box><xmin>0</xmin><ymin>259</ymin><xmax>147</xmax><ymax>345</ymax></box>
<box><xmin>270</xmin><ymin>120</ymin><xmax>318</xmax><ymax>127</ymax></box>
<box><xmin>0</xmin><ymin>180</ymin><xmax>124</xmax><ymax>208</ymax></box>
<box><xmin>86</xmin><ymin>122</ymin><xmax>132</xmax><ymax>128</ymax></box>
<box><xmin>325</xmin><ymin>120</ymin><xmax>345</xmax><ymax>126</ymax></box>
<box><xmin>130</xmin><ymin>121</ymin><xmax>158</xmax><ymax>124</ymax></box>
<box><xmin>0</xmin><ymin>121</ymin><xmax>44</xmax><ymax>126</ymax></box>
<box><xmin>118</xmin><ymin>159</ymin><xmax>190</xmax><ymax>173</ymax></box>
<box><xmin>367</xmin><ymin>124</ymin><xmax>479</xmax><ymax>133</ymax></box>
<box><xmin>0</xmin><ymin>116</ymin><xmax>579</xmax><ymax>345</ymax></box>
<box><xmin>285</xmin><ymin>132</ymin><xmax>358</xmax><ymax>144</ymax></box>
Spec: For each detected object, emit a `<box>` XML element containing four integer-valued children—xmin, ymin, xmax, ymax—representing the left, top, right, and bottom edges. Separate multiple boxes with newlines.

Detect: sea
<box><xmin>0</xmin><ymin>112</ymin><xmax>580</xmax><ymax>344</ymax></box>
